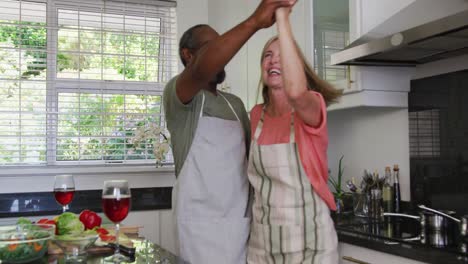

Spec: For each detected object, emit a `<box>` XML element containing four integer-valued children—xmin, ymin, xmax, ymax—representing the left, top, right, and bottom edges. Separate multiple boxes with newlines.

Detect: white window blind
<box><xmin>0</xmin><ymin>0</ymin><xmax>177</xmax><ymax>166</ymax></box>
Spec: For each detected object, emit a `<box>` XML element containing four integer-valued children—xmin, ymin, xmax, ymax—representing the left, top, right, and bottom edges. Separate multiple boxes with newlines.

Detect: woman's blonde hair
<box><xmin>258</xmin><ymin>36</ymin><xmax>342</xmax><ymax>106</ymax></box>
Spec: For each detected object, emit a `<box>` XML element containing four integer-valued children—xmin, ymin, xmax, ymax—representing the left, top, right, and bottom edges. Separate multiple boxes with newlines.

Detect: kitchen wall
<box><xmin>327</xmin><ymin>0</ymin><xmax>468</xmax><ymax>202</ymax></box>
<box><xmin>327</xmin><ymin>0</ymin><xmax>416</xmax><ymax>201</ymax></box>
<box><xmin>327</xmin><ymin>108</ymin><xmax>411</xmax><ymax>201</ymax></box>
<box><xmin>413</xmin><ymin>54</ymin><xmax>468</xmax><ymax>80</ymax></box>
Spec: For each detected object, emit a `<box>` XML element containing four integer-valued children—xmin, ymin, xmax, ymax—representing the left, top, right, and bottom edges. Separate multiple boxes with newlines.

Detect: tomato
<box><xmin>79</xmin><ymin>210</ymin><xmax>102</xmax><ymax>230</ymax></box>
<box><xmin>99</xmin><ymin>234</ymin><xmax>116</xmax><ymax>242</ymax></box>
<box><xmin>95</xmin><ymin>227</ymin><xmax>109</xmax><ymax>235</ymax></box>
<box><xmin>37</xmin><ymin>218</ymin><xmax>49</xmax><ymax>224</ymax></box>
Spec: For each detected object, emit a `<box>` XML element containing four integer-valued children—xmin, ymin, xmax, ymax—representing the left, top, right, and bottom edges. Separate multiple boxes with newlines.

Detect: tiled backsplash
<box><xmin>0</xmin><ymin>187</ymin><xmax>172</xmax><ymax>218</ymax></box>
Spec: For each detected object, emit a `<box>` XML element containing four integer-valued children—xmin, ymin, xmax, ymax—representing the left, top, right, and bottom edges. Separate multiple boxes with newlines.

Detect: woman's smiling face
<box><xmin>261</xmin><ymin>40</ymin><xmax>283</xmax><ymax>89</ymax></box>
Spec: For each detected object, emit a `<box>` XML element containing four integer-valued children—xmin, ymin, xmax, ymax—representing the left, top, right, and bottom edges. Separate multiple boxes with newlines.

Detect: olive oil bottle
<box><xmin>382</xmin><ymin>166</ymin><xmax>394</xmax><ymax>213</ymax></box>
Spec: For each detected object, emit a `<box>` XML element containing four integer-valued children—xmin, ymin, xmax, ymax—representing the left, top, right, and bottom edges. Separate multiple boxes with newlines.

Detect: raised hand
<box><xmin>276</xmin><ymin>0</ymin><xmax>297</xmax><ymax>20</ymax></box>
<box><xmin>249</xmin><ymin>0</ymin><xmax>295</xmax><ymax>30</ymax></box>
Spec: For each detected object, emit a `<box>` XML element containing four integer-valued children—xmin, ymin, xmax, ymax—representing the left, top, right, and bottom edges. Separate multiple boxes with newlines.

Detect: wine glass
<box><xmin>54</xmin><ymin>174</ymin><xmax>75</xmax><ymax>213</ymax></box>
<box><xmin>102</xmin><ymin>180</ymin><xmax>131</xmax><ymax>263</ymax></box>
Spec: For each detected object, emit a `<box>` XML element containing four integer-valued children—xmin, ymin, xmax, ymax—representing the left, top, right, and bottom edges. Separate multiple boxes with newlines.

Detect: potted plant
<box><xmin>328</xmin><ymin>155</ymin><xmax>352</xmax><ymax>213</ymax></box>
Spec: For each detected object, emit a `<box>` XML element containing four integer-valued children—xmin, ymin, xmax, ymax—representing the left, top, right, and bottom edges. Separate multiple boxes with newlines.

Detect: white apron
<box><xmin>172</xmin><ymin>92</ymin><xmax>250</xmax><ymax>264</ymax></box>
<box><xmin>247</xmin><ymin>109</ymin><xmax>338</xmax><ymax>264</ymax></box>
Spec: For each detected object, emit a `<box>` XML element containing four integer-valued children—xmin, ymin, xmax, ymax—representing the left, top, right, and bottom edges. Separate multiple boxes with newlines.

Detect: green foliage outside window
<box><xmin>0</xmin><ymin>17</ymin><xmax>164</xmax><ymax>164</ymax></box>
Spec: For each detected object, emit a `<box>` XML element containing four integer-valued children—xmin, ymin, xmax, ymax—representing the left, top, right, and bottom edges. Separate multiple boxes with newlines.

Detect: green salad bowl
<box><xmin>0</xmin><ymin>224</ymin><xmax>55</xmax><ymax>263</ymax></box>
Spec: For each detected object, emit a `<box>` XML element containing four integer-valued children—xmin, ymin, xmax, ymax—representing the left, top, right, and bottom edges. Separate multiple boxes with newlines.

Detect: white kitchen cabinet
<box><xmin>312</xmin><ymin>0</ymin><xmax>351</xmax><ymax>94</ymax></box>
<box><xmin>339</xmin><ymin>242</ymin><xmax>427</xmax><ymax>264</ymax></box>
<box><xmin>328</xmin><ymin>0</ymin><xmax>416</xmax><ymax>111</ymax></box>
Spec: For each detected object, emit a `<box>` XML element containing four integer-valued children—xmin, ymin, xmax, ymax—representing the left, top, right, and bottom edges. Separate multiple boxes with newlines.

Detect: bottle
<box><xmin>393</xmin><ymin>164</ymin><xmax>401</xmax><ymax>213</ymax></box>
<box><xmin>382</xmin><ymin>166</ymin><xmax>394</xmax><ymax>213</ymax></box>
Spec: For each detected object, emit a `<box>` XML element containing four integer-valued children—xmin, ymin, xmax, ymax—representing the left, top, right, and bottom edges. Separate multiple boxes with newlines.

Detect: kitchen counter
<box><xmin>334</xmin><ymin>214</ymin><xmax>468</xmax><ymax>264</ymax></box>
<box><xmin>40</xmin><ymin>239</ymin><xmax>187</xmax><ymax>264</ymax></box>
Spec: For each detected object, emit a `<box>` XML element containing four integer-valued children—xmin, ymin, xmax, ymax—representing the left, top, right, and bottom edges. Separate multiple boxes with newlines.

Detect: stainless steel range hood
<box><xmin>331</xmin><ymin>9</ymin><xmax>468</xmax><ymax>67</ymax></box>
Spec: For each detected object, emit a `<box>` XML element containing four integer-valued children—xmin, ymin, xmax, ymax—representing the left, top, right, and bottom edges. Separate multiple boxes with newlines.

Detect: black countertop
<box><xmin>334</xmin><ymin>214</ymin><xmax>468</xmax><ymax>264</ymax></box>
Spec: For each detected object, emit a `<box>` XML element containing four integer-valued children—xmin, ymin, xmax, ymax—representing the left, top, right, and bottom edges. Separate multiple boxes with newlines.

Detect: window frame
<box><xmin>0</xmin><ymin>0</ymin><xmax>176</xmax><ymax>173</ymax></box>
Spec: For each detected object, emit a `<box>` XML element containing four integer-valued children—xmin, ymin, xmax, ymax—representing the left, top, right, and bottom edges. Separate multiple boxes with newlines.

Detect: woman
<box><xmin>246</xmin><ymin>6</ymin><xmax>342</xmax><ymax>264</ymax></box>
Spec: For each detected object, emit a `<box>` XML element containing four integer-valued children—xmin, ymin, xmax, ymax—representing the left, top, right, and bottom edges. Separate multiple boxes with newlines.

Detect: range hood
<box><xmin>331</xmin><ymin>9</ymin><xmax>468</xmax><ymax>66</ymax></box>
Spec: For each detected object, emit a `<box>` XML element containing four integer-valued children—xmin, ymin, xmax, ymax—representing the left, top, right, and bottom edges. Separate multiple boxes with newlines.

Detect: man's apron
<box><xmin>172</xmin><ymin>92</ymin><xmax>250</xmax><ymax>264</ymax></box>
<box><xmin>247</xmin><ymin>109</ymin><xmax>338</xmax><ymax>264</ymax></box>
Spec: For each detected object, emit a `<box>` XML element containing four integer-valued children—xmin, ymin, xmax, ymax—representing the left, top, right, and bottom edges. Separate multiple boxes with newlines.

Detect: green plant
<box><xmin>329</xmin><ymin>155</ymin><xmax>345</xmax><ymax>199</ymax></box>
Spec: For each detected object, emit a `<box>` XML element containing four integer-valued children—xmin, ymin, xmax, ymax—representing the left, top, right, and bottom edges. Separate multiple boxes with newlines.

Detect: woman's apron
<box><xmin>247</xmin><ymin>109</ymin><xmax>338</xmax><ymax>264</ymax></box>
<box><xmin>172</xmin><ymin>92</ymin><xmax>250</xmax><ymax>264</ymax></box>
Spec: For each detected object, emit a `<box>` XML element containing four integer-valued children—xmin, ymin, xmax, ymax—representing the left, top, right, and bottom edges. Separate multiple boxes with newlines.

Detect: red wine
<box><xmin>54</xmin><ymin>188</ymin><xmax>75</xmax><ymax>206</ymax></box>
<box><xmin>102</xmin><ymin>195</ymin><xmax>131</xmax><ymax>223</ymax></box>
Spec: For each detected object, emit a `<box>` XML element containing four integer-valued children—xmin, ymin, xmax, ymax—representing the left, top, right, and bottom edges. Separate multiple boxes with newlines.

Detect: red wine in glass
<box><xmin>102</xmin><ymin>195</ymin><xmax>130</xmax><ymax>223</ymax></box>
<box><xmin>54</xmin><ymin>174</ymin><xmax>75</xmax><ymax>212</ymax></box>
<box><xmin>102</xmin><ymin>180</ymin><xmax>131</xmax><ymax>263</ymax></box>
<box><xmin>54</xmin><ymin>188</ymin><xmax>75</xmax><ymax>206</ymax></box>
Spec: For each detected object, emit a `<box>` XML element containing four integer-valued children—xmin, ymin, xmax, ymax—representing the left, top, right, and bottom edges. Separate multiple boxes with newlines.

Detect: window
<box><xmin>409</xmin><ymin>109</ymin><xmax>441</xmax><ymax>158</ymax></box>
<box><xmin>312</xmin><ymin>0</ymin><xmax>349</xmax><ymax>83</ymax></box>
<box><xmin>0</xmin><ymin>0</ymin><xmax>177</xmax><ymax>166</ymax></box>
<box><xmin>314</xmin><ymin>29</ymin><xmax>349</xmax><ymax>81</ymax></box>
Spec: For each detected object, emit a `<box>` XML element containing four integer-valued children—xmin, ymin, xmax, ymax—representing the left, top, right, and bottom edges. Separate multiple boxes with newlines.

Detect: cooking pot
<box><xmin>383</xmin><ymin>204</ymin><xmax>468</xmax><ymax>247</ymax></box>
<box><xmin>418</xmin><ymin>205</ymin><xmax>468</xmax><ymax>240</ymax></box>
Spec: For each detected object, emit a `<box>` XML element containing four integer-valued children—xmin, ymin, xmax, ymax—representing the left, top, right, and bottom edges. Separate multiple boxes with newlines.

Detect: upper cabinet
<box><xmin>321</xmin><ymin>0</ymin><xmax>416</xmax><ymax>111</ymax></box>
<box><xmin>206</xmin><ymin>0</ymin><xmax>419</xmax><ymax>111</ymax></box>
<box><xmin>312</xmin><ymin>0</ymin><xmax>350</xmax><ymax>94</ymax></box>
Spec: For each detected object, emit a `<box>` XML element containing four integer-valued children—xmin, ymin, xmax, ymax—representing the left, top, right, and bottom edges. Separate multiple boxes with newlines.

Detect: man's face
<box><xmin>190</xmin><ymin>26</ymin><xmax>226</xmax><ymax>84</ymax></box>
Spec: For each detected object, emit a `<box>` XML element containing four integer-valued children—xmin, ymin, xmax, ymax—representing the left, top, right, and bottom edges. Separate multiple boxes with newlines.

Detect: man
<box><xmin>163</xmin><ymin>1</ymin><xmax>295</xmax><ymax>263</ymax></box>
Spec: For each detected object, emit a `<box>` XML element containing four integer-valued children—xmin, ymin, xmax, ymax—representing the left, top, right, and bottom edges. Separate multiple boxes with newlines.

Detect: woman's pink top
<box><xmin>250</xmin><ymin>91</ymin><xmax>336</xmax><ymax>211</ymax></box>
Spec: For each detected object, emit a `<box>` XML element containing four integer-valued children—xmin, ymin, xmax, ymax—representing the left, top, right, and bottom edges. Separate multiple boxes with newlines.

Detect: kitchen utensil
<box><xmin>418</xmin><ymin>205</ymin><xmax>468</xmax><ymax>241</ymax></box>
<box><xmin>346</xmin><ymin>180</ymin><xmax>357</xmax><ymax>192</ymax></box>
<box><xmin>384</xmin><ymin>205</ymin><xmax>467</xmax><ymax>247</ymax></box>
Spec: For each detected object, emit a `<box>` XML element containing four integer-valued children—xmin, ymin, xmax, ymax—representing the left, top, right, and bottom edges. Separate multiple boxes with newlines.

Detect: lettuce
<box><xmin>55</xmin><ymin>212</ymin><xmax>84</xmax><ymax>235</ymax></box>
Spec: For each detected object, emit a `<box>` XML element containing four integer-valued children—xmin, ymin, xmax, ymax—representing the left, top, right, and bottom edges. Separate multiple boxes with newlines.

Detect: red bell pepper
<box><xmin>95</xmin><ymin>227</ymin><xmax>109</xmax><ymax>235</ymax></box>
<box><xmin>79</xmin><ymin>209</ymin><xmax>102</xmax><ymax>230</ymax></box>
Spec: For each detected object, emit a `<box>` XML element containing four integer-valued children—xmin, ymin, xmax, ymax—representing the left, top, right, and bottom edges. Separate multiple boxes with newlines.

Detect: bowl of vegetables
<box><xmin>52</xmin><ymin>212</ymin><xmax>99</xmax><ymax>262</ymax></box>
<box><xmin>53</xmin><ymin>233</ymin><xmax>99</xmax><ymax>262</ymax></box>
<box><xmin>0</xmin><ymin>223</ymin><xmax>55</xmax><ymax>263</ymax></box>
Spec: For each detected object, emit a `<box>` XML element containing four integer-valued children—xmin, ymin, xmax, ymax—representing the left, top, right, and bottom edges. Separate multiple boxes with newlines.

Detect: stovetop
<box><xmin>335</xmin><ymin>216</ymin><xmax>468</xmax><ymax>257</ymax></box>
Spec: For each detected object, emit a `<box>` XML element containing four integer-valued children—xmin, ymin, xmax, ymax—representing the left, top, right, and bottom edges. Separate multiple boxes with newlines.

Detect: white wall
<box><xmin>328</xmin><ymin>0</ymin><xmax>416</xmax><ymax>202</ymax></box>
<box><xmin>413</xmin><ymin>54</ymin><xmax>468</xmax><ymax>80</ymax></box>
<box><xmin>176</xmin><ymin>0</ymin><xmax>209</xmax><ymax>72</ymax></box>
<box><xmin>327</xmin><ymin>108</ymin><xmax>411</xmax><ymax>201</ymax></box>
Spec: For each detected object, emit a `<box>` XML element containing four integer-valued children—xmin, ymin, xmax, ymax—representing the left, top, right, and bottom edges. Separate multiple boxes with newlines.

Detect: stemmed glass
<box><xmin>53</xmin><ymin>174</ymin><xmax>75</xmax><ymax>212</ymax></box>
<box><xmin>102</xmin><ymin>180</ymin><xmax>131</xmax><ymax>263</ymax></box>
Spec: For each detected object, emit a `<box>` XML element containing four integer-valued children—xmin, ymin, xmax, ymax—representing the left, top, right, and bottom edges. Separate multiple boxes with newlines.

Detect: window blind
<box><xmin>0</xmin><ymin>0</ymin><xmax>177</xmax><ymax>166</ymax></box>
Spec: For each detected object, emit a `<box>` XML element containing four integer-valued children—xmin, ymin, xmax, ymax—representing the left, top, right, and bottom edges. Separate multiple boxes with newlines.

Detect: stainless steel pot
<box><xmin>383</xmin><ymin>205</ymin><xmax>468</xmax><ymax>247</ymax></box>
<box><xmin>418</xmin><ymin>205</ymin><xmax>468</xmax><ymax>239</ymax></box>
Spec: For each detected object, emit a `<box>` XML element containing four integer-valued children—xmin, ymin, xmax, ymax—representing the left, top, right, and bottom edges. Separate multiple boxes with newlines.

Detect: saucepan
<box><xmin>384</xmin><ymin>205</ymin><xmax>468</xmax><ymax>247</ymax></box>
